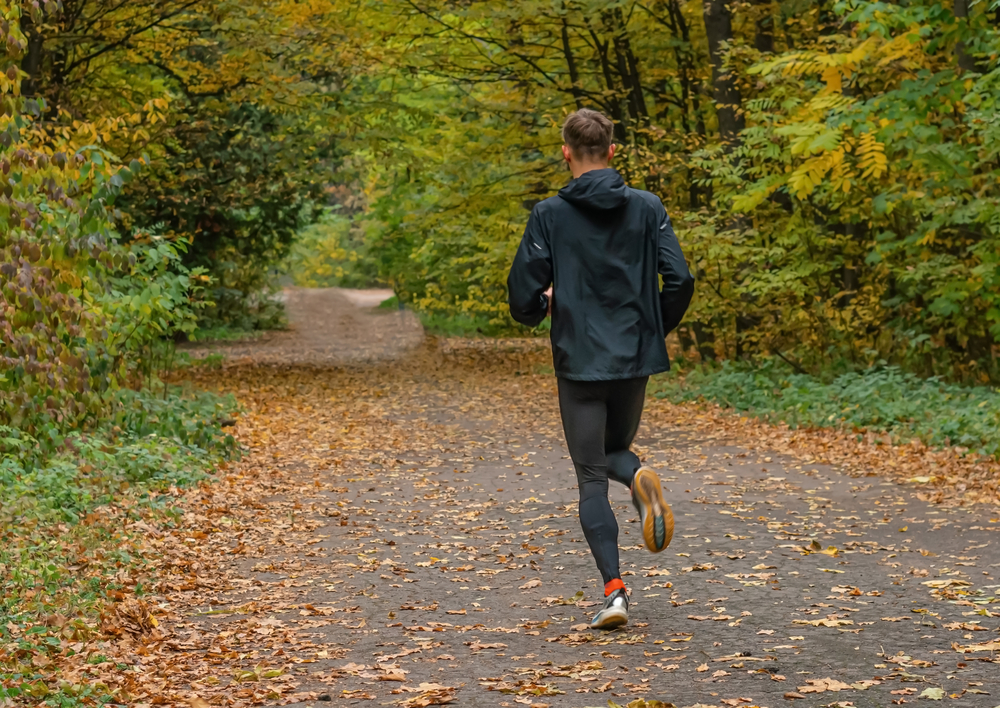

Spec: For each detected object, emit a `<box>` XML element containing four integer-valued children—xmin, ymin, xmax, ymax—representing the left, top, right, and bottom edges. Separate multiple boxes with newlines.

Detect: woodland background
<box><xmin>2</xmin><ymin>1</ymin><xmax>1000</xmax><ymax>703</ymax></box>
<box><xmin>1</xmin><ymin>0</ymin><xmax>999</xmax><ymax>491</ymax></box>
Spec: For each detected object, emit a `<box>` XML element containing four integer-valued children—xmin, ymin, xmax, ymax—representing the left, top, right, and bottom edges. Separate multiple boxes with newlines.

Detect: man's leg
<box><xmin>556</xmin><ymin>378</ymin><xmax>621</xmax><ymax>588</ymax></box>
<box><xmin>605</xmin><ymin>376</ymin><xmax>649</xmax><ymax>488</ymax></box>
<box><xmin>602</xmin><ymin>376</ymin><xmax>674</xmax><ymax>553</ymax></box>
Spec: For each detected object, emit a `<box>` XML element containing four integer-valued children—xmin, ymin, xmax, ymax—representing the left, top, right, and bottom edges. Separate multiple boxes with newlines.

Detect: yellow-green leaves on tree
<box><xmin>856</xmin><ymin>132</ymin><xmax>887</xmax><ymax>180</ymax></box>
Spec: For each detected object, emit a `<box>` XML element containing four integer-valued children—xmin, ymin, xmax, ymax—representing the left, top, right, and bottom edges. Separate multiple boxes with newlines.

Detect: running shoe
<box><xmin>632</xmin><ymin>466</ymin><xmax>674</xmax><ymax>553</ymax></box>
<box><xmin>590</xmin><ymin>587</ymin><xmax>629</xmax><ymax>630</ymax></box>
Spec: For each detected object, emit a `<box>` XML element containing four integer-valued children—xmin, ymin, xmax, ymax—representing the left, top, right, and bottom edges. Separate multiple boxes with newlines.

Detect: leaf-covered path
<box><xmin>167</xmin><ymin>289</ymin><xmax>999</xmax><ymax>708</ymax></box>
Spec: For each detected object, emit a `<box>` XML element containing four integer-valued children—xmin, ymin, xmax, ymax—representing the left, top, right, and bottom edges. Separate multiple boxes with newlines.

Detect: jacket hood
<box><xmin>558</xmin><ymin>168</ymin><xmax>628</xmax><ymax>211</ymax></box>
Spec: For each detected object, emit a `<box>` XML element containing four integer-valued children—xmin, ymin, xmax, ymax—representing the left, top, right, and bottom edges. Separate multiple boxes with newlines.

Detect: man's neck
<box><xmin>570</xmin><ymin>162</ymin><xmax>610</xmax><ymax>179</ymax></box>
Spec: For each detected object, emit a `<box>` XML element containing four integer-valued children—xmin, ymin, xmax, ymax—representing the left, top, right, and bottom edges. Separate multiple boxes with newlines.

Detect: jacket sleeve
<box><xmin>507</xmin><ymin>207</ymin><xmax>552</xmax><ymax>327</ymax></box>
<box><xmin>656</xmin><ymin>201</ymin><xmax>695</xmax><ymax>334</ymax></box>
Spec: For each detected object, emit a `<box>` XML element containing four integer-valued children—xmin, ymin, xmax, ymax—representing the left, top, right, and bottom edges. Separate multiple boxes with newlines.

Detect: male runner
<box><xmin>507</xmin><ymin>108</ymin><xmax>695</xmax><ymax>630</ymax></box>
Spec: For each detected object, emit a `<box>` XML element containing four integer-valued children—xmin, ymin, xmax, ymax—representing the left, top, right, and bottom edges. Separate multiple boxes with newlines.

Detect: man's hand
<box><xmin>544</xmin><ymin>286</ymin><xmax>553</xmax><ymax>316</ymax></box>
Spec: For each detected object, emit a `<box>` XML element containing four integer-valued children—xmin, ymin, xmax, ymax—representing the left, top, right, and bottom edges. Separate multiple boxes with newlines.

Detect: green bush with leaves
<box><xmin>653</xmin><ymin>359</ymin><xmax>1000</xmax><ymax>458</ymax></box>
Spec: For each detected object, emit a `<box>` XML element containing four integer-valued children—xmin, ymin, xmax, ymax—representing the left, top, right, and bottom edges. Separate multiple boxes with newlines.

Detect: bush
<box><xmin>653</xmin><ymin>359</ymin><xmax>1000</xmax><ymax>458</ymax></box>
<box><xmin>0</xmin><ymin>385</ymin><xmax>237</xmax><ymax>705</ymax></box>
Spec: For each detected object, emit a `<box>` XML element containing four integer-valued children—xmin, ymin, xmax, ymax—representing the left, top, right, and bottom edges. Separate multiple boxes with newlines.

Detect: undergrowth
<box><xmin>651</xmin><ymin>359</ymin><xmax>1000</xmax><ymax>458</ymax></box>
<box><xmin>379</xmin><ymin>296</ymin><xmax>551</xmax><ymax>338</ymax></box>
<box><xmin>0</xmin><ymin>384</ymin><xmax>237</xmax><ymax>705</ymax></box>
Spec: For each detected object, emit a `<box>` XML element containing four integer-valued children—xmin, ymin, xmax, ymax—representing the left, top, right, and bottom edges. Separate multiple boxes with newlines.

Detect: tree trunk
<box><xmin>953</xmin><ymin>0</ymin><xmax>981</xmax><ymax>72</ymax></box>
<box><xmin>20</xmin><ymin>17</ymin><xmax>45</xmax><ymax>100</ymax></box>
<box><xmin>754</xmin><ymin>0</ymin><xmax>774</xmax><ymax>53</ymax></box>
<box><xmin>589</xmin><ymin>30</ymin><xmax>627</xmax><ymax>143</ymax></box>
<box><xmin>691</xmin><ymin>320</ymin><xmax>717</xmax><ymax>362</ymax></box>
<box><xmin>609</xmin><ymin>8</ymin><xmax>648</xmax><ymax>126</ymax></box>
<box><xmin>560</xmin><ymin>18</ymin><xmax>584</xmax><ymax>110</ymax></box>
<box><xmin>702</xmin><ymin>0</ymin><xmax>744</xmax><ymax>148</ymax></box>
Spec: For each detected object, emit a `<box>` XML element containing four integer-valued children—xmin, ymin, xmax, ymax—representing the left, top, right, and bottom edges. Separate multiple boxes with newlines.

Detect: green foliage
<box><xmin>0</xmin><ymin>386</ymin><xmax>237</xmax><ymax>706</ymax></box>
<box><xmin>1</xmin><ymin>225</ymin><xmax>211</xmax><ymax>456</ymax></box>
<box><xmin>653</xmin><ymin>359</ymin><xmax>1000</xmax><ymax>458</ymax></box>
<box><xmin>121</xmin><ymin>105</ymin><xmax>328</xmax><ymax>329</ymax></box>
<box><xmin>687</xmin><ymin>0</ymin><xmax>1000</xmax><ymax>380</ymax></box>
<box><xmin>286</xmin><ymin>208</ymin><xmax>384</xmax><ymax>289</ymax></box>
<box><xmin>0</xmin><ymin>9</ymin><xmax>241</xmax><ymax>701</ymax></box>
<box><xmin>1</xmin><ymin>388</ymin><xmax>237</xmax><ymax>521</ymax></box>
<box><xmin>16</xmin><ymin>0</ymin><xmax>346</xmax><ymax>329</ymax></box>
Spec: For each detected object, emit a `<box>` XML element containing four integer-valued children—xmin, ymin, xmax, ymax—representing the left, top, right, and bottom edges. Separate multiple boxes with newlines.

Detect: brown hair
<box><xmin>561</xmin><ymin>109</ymin><xmax>615</xmax><ymax>161</ymax></box>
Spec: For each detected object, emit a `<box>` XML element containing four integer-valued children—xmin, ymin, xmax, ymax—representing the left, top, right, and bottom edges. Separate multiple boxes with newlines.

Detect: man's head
<box><xmin>561</xmin><ymin>109</ymin><xmax>615</xmax><ymax>174</ymax></box>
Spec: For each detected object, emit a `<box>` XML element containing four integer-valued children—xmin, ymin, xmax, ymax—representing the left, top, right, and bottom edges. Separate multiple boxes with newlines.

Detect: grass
<box><xmin>190</xmin><ymin>323</ymin><xmax>270</xmax><ymax>343</ymax></box>
<box><xmin>650</xmin><ymin>358</ymin><xmax>1000</xmax><ymax>458</ymax></box>
<box><xmin>0</xmin><ymin>384</ymin><xmax>238</xmax><ymax>705</ymax></box>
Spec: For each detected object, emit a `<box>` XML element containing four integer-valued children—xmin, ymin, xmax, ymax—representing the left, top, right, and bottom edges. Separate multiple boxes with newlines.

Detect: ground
<box><xmin>143</xmin><ymin>288</ymin><xmax>998</xmax><ymax>708</ymax></box>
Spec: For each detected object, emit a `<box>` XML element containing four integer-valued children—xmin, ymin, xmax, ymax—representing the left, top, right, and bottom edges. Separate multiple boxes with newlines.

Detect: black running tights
<box><xmin>557</xmin><ymin>376</ymin><xmax>648</xmax><ymax>585</ymax></box>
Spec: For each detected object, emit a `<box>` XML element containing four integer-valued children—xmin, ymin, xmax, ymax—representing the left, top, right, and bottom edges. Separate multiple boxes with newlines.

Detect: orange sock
<box><xmin>604</xmin><ymin>578</ymin><xmax>625</xmax><ymax>596</ymax></box>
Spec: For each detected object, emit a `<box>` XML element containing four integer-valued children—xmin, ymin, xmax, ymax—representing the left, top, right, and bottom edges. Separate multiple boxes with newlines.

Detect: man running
<box><xmin>507</xmin><ymin>108</ymin><xmax>695</xmax><ymax>630</ymax></box>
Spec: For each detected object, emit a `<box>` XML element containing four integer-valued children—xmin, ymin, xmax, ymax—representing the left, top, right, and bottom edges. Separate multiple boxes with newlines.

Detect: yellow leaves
<box><xmin>876</xmin><ymin>26</ymin><xmax>925</xmax><ymax>68</ymax></box>
<box><xmin>953</xmin><ymin>639</ymin><xmax>1000</xmax><ymax>653</ymax></box>
<box><xmin>921</xmin><ymin>579</ymin><xmax>971</xmax><ymax>589</ymax></box>
<box><xmin>792</xmin><ymin>616</ymin><xmax>853</xmax><ymax>627</ymax></box>
<box><xmin>821</xmin><ymin>66</ymin><xmax>842</xmax><ymax>94</ymax></box>
<box><xmin>798</xmin><ymin>678</ymin><xmax>854</xmax><ymax>693</ymax></box>
<box><xmin>788</xmin><ymin>148</ymin><xmax>846</xmax><ymax>199</ymax></box>
<box><xmin>757</xmin><ymin>37</ymin><xmax>876</xmax><ymax>84</ymax></box>
<box><xmin>800</xmin><ymin>539</ymin><xmax>839</xmax><ymax>556</ymax></box>
<box><xmin>857</xmin><ymin>131</ymin><xmax>888</xmax><ymax>180</ymax></box>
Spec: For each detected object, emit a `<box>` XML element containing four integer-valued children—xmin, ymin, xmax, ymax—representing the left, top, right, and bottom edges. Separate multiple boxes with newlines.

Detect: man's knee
<box><xmin>578</xmin><ymin>477</ymin><xmax>608</xmax><ymax>501</ymax></box>
<box><xmin>606</xmin><ymin>449</ymin><xmax>639</xmax><ymax>469</ymax></box>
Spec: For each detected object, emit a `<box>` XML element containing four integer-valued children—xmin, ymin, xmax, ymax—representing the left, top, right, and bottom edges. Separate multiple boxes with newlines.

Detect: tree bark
<box><xmin>609</xmin><ymin>7</ymin><xmax>648</xmax><ymax>126</ymax></box>
<box><xmin>753</xmin><ymin>0</ymin><xmax>774</xmax><ymax>53</ymax></box>
<box><xmin>20</xmin><ymin>16</ymin><xmax>45</xmax><ymax>100</ymax></box>
<box><xmin>954</xmin><ymin>0</ymin><xmax>978</xmax><ymax>72</ymax></box>
<box><xmin>589</xmin><ymin>29</ymin><xmax>628</xmax><ymax>143</ymax></box>
<box><xmin>691</xmin><ymin>320</ymin><xmax>717</xmax><ymax>361</ymax></box>
<box><xmin>560</xmin><ymin>18</ymin><xmax>584</xmax><ymax>110</ymax></box>
<box><xmin>702</xmin><ymin>0</ymin><xmax>744</xmax><ymax>148</ymax></box>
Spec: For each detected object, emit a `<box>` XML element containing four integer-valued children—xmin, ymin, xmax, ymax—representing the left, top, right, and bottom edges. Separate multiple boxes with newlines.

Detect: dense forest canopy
<box><xmin>2</xmin><ymin>0</ymin><xmax>1000</xmax><ymax>447</ymax></box>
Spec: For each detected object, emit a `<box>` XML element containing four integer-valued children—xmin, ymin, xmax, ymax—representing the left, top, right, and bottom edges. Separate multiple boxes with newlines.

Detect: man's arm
<box><xmin>507</xmin><ymin>208</ymin><xmax>552</xmax><ymax>327</ymax></box>
<box><xmin>656</xmin><ymin>202</ymin><xmax>695</xmax><ymax>334</ymax></box>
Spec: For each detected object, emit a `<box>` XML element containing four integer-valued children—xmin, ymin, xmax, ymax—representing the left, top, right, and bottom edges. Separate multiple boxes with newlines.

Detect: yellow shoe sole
<box><xmin>633</xmin><ymin>467</ymin><xmax>674</xmax><ymax>553</ymax></box>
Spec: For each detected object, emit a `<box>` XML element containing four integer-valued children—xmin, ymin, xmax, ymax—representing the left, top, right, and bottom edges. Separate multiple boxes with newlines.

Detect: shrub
<box><xmin>654</xmin><ymin>359</ymin><xmax>1000</xmax><ymax>457</ymax></box>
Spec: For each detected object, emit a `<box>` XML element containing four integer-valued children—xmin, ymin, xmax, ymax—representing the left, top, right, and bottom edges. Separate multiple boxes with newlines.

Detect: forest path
<box><xmin>185</xmin><ymin>287</ymin><xmax>423</xmax><ymax>365</ymax></box>
<box><xmin>169</xmin><ymin>289</ymin><xmax>999</xmax><ymax>708</ymax></box>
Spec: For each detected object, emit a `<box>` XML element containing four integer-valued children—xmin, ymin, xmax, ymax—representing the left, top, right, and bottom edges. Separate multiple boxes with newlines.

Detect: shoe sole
<box><xmin>590</xmin><ymin>607</ymin><xmax>628</xmax><ymax>630</ymax></box>
<box><xmin>634</xmin><ymin>467</ymin><xmax>674</xmax><ymax>553</ymax></box>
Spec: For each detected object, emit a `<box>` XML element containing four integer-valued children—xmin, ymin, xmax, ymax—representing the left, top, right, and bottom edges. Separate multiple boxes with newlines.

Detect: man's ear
<box><xmin>607</xmin><ymin>144</ymin><xmax>616</xmax><ymax>163</ymax></box>
<box><xmin>562</xmin><ymin>145</ymin><xmax>572</xmax><ymax>163</ymax></box>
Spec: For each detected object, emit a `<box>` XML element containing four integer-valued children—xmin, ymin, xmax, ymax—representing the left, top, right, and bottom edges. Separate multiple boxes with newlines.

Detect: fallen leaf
<box><xmin>953</xmin><ymin>639</ymin><xmax>1000</xmax><ymax>653</ymax></box>
<box><xmin>798</xmin><ymin>678</ymin><xmax>853</xmax><ymax>693</ymax></box>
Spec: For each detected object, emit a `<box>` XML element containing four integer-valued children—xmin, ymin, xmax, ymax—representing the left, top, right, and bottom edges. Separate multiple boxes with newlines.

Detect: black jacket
<box><xmin>507</xmin><ymin>168</ymin><xmax>694</xmax><ymax>381</ymax></box>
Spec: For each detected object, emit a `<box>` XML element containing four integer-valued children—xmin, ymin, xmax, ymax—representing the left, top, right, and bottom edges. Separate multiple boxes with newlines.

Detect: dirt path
<box><xmin>164</xmin><ymin>290</ymin><xmax>999</xmax><ymax>708</ymax></box>
<box><xmin>185</xmin><ymin>288</ymin><xmax>423</xmax><ymax>365</ymax></box>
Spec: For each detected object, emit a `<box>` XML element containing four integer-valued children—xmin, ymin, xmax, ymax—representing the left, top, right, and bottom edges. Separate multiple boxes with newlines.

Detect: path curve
<box><xmin>185</xmin><ymin>287</ymin><xmax>424</xmax><ymax>366</ymax></box>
